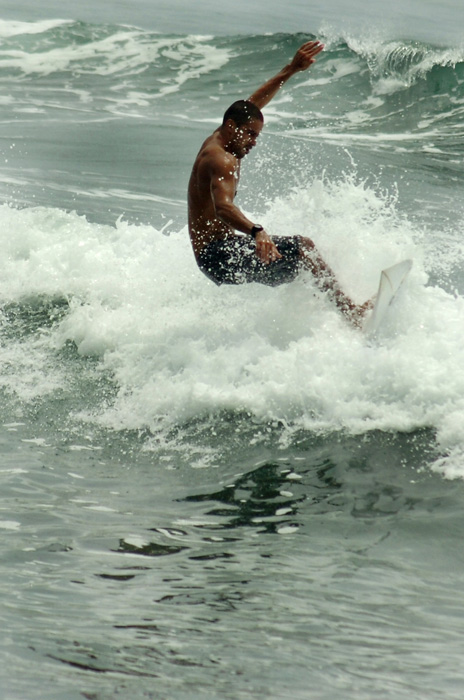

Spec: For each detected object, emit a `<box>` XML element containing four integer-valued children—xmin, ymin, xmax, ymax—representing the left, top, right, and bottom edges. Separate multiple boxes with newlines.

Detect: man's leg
<box><xmin>299</xmin><ymin>237</ymin><xmax>371</xmax><ymax>325</ymax></box>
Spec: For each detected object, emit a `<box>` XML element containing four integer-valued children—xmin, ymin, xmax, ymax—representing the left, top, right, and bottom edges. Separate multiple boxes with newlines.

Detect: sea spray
<box><xmin>1</xmin><ymin>173</ymin><xmax>462</xmax><ymax>476</ymax></box>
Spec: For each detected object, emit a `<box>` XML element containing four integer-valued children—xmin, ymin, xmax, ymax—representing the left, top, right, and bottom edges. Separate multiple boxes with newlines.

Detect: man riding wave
<box><xmin>188</xmin><ymin>40</ymin><xmax>371</xmax><ymax>325</ymax></box>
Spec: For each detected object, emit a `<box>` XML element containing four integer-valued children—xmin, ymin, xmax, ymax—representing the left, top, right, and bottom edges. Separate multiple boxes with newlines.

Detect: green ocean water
<box><xmin>1</xmin><ymin>7</ymin><xmax>464</xmax><ymax>699</ymax></box>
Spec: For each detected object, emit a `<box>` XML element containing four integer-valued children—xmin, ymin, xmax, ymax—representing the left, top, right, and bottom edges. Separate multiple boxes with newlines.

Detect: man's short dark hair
<box><xmin>222</xmin><ymin>100</ymin><xmax>264</xmax><ymax>127</ymax></box>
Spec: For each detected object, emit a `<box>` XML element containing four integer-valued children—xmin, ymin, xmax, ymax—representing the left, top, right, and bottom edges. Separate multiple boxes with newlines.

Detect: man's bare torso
<box><xmin>188</xmin><ymin>129</ymin><xmax>241</xmax><ymax>258</ymax></box>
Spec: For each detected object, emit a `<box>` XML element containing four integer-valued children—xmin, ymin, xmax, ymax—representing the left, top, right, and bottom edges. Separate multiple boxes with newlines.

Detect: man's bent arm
<box><xmin>210</xmin><ymin>162</ymin><xmax>256</xmax><ymax>234</ymax></box>
<box><xmin>210</xmin><ymin>159</ymin><xmax>282</xmax><ymax>263</ymax></box>
<box><xmin>248</xmin><ymin>40</ymin><xmax>324</xmax><ymax>109</ymax></box>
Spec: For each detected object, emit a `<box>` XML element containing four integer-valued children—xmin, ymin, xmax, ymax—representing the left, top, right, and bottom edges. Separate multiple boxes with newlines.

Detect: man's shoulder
<box><xmin>197</xmin><ymin>138</ymin><xmax>235</xmax><ymax>173</ymax></box>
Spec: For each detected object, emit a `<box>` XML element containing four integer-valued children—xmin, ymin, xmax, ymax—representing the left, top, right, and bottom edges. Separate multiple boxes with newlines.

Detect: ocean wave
<box><xmin>0</xmin><ymin>18</ymin><xmax>71</xmax><ymax>38</ymax></box>
<box><xmin>0</xmin><ymin>22</ymin><xmax>463</xmax><ymax>478</ymax></box>
<box><xmin>0</xmin><ymin>21</ymin><xmax>462</xmax><ymax>131</ymax></box>
<box><xmin>1</xmin><ymin>21</ymin><xmax>461</xmax><ymax>90</ymax></box>
<box><xmin>0</xmin><ymin>19</ymin><xmax>231</xmax><ymax>88</ymax></box>
<box><xmin>0</xmin><ymin>175</ymin><xmax>463</xmax><ymax>477</ymax></box>
<box><xmin>337</xmin><ymin>34</ymin><xmax>464</xmax><ymax>94</ymax></box>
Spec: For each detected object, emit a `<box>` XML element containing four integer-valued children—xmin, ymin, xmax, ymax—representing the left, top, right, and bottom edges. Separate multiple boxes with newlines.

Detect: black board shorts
<box><xmin>197</xmin><ymin>235</ymin><xmax>302</xmax><ymax>287</ymax></box>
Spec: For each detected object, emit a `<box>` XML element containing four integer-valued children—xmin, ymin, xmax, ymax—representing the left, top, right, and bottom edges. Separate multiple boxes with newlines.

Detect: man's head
<box><xmin>221</xmin><ymin>100</ymin><xmax>264</xmax><ymax>159</ymax></box>
<box><xmin>222</xmin><ymin>100</ymin><xmax>264</xmax><ymax>127</ymax></box>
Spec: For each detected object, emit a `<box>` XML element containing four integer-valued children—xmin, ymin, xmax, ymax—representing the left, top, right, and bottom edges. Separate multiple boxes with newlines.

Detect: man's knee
<box><xmin>299</xmin><ymin>236</ymin><xmax>316</xmax><ymax>255</ymax></box>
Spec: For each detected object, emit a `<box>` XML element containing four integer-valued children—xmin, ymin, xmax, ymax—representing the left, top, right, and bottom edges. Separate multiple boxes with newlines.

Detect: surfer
<box><xmin>188</xmin><ymin>40</ymin><xmax>371</xmax><ymax>325</ymax></box>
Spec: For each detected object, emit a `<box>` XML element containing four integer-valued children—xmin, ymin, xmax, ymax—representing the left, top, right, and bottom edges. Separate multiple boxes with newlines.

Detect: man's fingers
<box><xmin>304</xmin><ymin>44</ymin><xmax>324</xmax><ymax>59</ymax></box>
<box><xmin>302</xmin><ymin>40</ymin><xmax>324</xmax><ymax>53</ymax></box>
<box><xmin>256</xmin><ymin>242</ymin><xmax>282</xmax><ymax>264</ymax></box>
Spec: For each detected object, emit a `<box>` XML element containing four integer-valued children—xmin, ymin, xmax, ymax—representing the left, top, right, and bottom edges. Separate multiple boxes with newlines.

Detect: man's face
<box><xmin>229</xmin><ymin>118</ymin><xmax>263</xmax><ymax>159</ymax></box>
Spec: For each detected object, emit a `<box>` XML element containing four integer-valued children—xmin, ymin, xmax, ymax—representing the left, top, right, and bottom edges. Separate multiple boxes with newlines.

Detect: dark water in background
<box><xmin>1</xmin><ymin>3</ymin><xmax>464</xmax><ymax>699</ymax></box>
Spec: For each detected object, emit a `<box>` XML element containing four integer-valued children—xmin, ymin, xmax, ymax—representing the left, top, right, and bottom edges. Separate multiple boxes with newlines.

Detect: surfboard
<box><xmin>363</xmin><ymin>259</ymin><xmax>412</xmax><ymax>336</ymax></box>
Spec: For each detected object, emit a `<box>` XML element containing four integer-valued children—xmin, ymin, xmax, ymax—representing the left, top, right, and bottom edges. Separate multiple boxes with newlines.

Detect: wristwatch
<box><xmin>250</xmin><ymin>224</ymin><xmax>264</xmax><ymax>238</ymax></box>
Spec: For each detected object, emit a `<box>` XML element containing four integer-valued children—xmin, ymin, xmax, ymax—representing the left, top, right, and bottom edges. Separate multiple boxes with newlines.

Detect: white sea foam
<box><xmin>0</xmin><ymin>19</ymin><xmax>71</xmax><ymax>38</ymax></box>
<box><xmin>0</xmin><ymin>23</ymin><xmax>231</xmax><ymax>96</ymax></box>
<box><xmin>0</xmin><ymin>520</ymin><xmax>21</xmax><ymax>530</ymax></box>
<box><xmin>0</xmin><ymin>175</ymin><xmax>463</xmax><ymax>477</ymax></box>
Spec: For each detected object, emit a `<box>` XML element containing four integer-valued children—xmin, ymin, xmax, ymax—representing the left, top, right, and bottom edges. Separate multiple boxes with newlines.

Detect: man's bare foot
<box><xmin>344</xmin><ymin>298</ymin><xmax>375</xmax><ymax>329</ymax></box>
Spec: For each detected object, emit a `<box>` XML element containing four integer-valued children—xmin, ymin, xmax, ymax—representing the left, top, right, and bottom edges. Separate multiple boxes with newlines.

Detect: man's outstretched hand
<box><xmin>290</xmin><ymin>40</ymin><xmax>324</xmax><ymax>72</ymax></box>
<box><xmin>248</xmin><ymin>39</ymin><xmax>324</xmax><ymax>109</ymax></box>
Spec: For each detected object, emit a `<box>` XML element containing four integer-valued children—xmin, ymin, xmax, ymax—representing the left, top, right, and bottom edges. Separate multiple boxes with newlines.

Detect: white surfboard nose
<box><xmin>364</xmin><ymin>259</ymin><xmax>413</xmax><ymax>336</ymax></box>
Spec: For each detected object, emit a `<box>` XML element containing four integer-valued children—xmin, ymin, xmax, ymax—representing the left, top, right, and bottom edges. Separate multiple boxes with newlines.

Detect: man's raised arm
<box><xmin>248</xmin><ymin>40</ymin><xmax>324</xmax><ymax>110</ymax></box>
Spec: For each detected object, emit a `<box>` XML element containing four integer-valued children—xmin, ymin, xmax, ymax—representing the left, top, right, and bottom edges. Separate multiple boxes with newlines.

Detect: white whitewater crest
<box><xmin>0</xmin><ymin>19</ymin><xmax>71</xmax><ymax>38</ymax></box>
<box><xmin>0</xmin><ymin>175</ymin><xmax>463</xmax><ymax>477</ymax></box>
<box><xmin>319</xmin><ymin>27</ymin><xmax>464</xmax><ymax>96</ymax></box>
